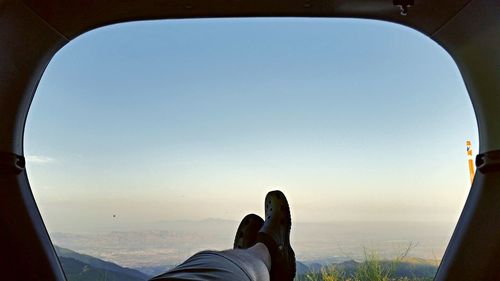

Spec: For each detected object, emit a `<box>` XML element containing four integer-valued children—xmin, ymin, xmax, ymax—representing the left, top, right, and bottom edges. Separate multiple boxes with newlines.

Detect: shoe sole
<box><xmin>234</xmin><ymin>214</ymin><xmax>264</xmax><ymax>249</ymax></box>
<box><xmin>262</xmin><ymin>190</ymin><xmax>296</xmax><ymax>281</ymax></box>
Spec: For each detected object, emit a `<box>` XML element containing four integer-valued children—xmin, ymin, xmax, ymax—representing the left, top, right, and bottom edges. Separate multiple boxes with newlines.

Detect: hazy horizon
<box><xmin>50</xmin><ymin>219</ymin><xmax>454</xmax><ymax>267</ymax></box>
<box><xmin>44</xmin><ymin>216</ymin><xmax>461</xmax><ymax>235</ymax></box>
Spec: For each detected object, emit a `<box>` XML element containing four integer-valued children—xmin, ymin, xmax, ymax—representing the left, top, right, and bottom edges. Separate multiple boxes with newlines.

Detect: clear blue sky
<box><xmin>24</xmin><ymin>18</ymin><xmax>478</xmax><ymax>233</ymax></box>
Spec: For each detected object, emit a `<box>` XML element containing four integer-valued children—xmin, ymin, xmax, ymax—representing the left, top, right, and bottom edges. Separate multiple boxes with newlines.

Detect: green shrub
<box><xmin>295</xmin><ymin>242</ymin><xmax>434</xmax><ymax>281</ymax></box>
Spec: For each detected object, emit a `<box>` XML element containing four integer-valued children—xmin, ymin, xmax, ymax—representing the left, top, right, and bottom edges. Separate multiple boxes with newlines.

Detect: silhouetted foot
<box><xmin>257</xmin><ymin>190</ymin><xmax>296</xmax><ymax>281</ymax></box>
<box><xmin>234</xmin><ymin>214</ymin><xmax>265</xmax><ymax>249</ymax></box>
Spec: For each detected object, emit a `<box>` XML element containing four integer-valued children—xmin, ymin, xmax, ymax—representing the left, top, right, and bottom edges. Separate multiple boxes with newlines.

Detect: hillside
<box><xmin>55</xmin><ymin>246</ymin><xmax>150</xmax><ymax>281</ymax></box>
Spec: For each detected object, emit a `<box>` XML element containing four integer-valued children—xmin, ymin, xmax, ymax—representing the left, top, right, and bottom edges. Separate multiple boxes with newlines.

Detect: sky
<box><xmin>24</xmin><ymin>18</ymin><xmax>478</xmax><ymax>233</ymax></box>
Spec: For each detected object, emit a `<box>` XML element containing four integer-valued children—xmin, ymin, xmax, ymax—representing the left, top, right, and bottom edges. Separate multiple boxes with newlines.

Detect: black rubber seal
<box><xmin>0</xmin><ymin>151</ymin><xmax>25</xmax><ymax>174</ymax></box>
<box><xmin>476</xmin><ymin>150</ymin><xmax>500</xmax><ymax>174</ymax></box>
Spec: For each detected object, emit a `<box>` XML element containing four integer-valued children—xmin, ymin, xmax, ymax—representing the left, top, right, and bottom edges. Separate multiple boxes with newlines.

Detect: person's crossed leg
<box><xmin>151</xmin><ymin>190</ymin><xmax>296</xmax><ymax>281</ymax></box>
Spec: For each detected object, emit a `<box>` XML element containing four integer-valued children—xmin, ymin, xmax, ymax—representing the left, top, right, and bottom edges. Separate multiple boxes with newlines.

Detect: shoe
<box><xmin>234</xmin><ymin>214</ymin><xmax>265</xmax><ymax>249</ymax></box>
<box><xmin>257</xmin><ymin>190</ymin><xmax>296</xmax><ymax>281</ymax></box>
